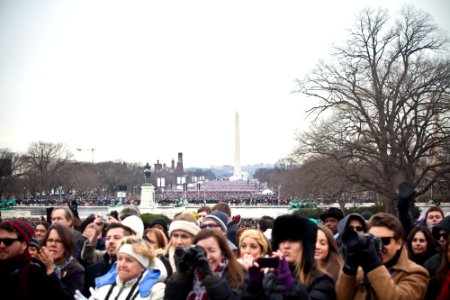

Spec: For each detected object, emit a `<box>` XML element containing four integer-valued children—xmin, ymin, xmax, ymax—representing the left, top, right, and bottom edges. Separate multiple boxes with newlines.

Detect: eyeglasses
<box><xmin>380</xmin><ymin>236</ymin><xmax>395</xmax><ymax>246</ymax></box>
<box><xmin>46</xmin><ymin>238</ymin><xmax>62</xmax><ymax>244</ymax></box>
<box><xmin>0</xmin><ymin>238</ymin><xmax>21</xmax><ymax>246</ymax></box>
<box><xmin>200</xmin><ymin>223</ymin><xmax>219</xmax><ymax>229</ymax></box>
<box><xmin>438</xmin><ymin>232</ymin><xmax>449</xmax><ymax>240</ymax></box>
<box><xmin>347</xmin><ymin>226</ymin><xmax>364</xmax><ymax>232</ymax></box>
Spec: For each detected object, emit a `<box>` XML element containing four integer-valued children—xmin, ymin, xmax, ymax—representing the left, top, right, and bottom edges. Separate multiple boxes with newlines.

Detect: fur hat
<box><xmin>3</xmin><ymin>219</ymin><xmax>34</xmax><ymax>245</ymax></box>
<box><xmin>168</xmin><ymin>220</ymin><xmax>200</xmax><ymax>237</ymax></box>
<box><xmin>149</xmin><ymin>218</ymin><xmax>168</xmax><ymax>233</ymax></box>
<box><xmin>320</xmin><ymin>207</ymin><xmax>344</xmax><ymax>222</ymax></box>
<box><xmin>121</xmin><ymin>215</ymin><xmax>144</xmax><ymax>238</ymax></box>
<box><xmin>203</xmin><ymin>211</ymin><xmax>228</xmax><ymax>233</ymax></box>
<box><xmin>271</xmin><ymin>214</ymin><xmax>317</xmax><ymax>274</ymax></box>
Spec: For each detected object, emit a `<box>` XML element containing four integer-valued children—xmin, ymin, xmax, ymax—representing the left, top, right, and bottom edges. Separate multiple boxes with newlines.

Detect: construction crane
<box><xmin>76</xmin><ymin>148</ymin><xmax>96</xmax><ymax>163</ymax></box>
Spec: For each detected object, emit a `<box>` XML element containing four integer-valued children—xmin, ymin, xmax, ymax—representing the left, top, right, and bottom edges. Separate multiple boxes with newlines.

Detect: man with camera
<box><xmin>336</xmin><ymin>212</ymin><xmax>429</xmax><ymax>300</ymax></box>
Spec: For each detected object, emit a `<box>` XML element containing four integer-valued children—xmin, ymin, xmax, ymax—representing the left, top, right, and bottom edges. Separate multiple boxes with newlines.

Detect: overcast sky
<box><xmin>1</xmin><ymin>0</ymin><xmax>449</xmax><ymax>168</ymax></box>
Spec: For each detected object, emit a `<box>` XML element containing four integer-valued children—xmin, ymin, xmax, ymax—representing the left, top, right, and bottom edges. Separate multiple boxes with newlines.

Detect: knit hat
<box><xmin>203</xmin><ymin>211</ymin><xmax>228</xmax><ymax>233</ymax></box>
<box><xmin>29</xmin><ymin>236</ymin><xmax>41</xmax><ymax>249</ymax></box>
<box><xmin>118</xmin><ymin>243</ymin><xmax>149</xmax><ymax>268</ymax></box>
<box><xmin>80</xmin><ymin>214</ymin><xmax>95</xmax><ymax>233</ymax></box>
<box><xmin>320</xmin><ymin>207</ymin><xmax>344</xmax><ymax>222</ymax></box>
<box><xmin>271</xmin><ymin>214</ymin><xmax>317</xmax><ymax>274</ymax></box>
<box><xmin>168</xmin><ymin>220</ymin><xmax>200</xmax><ymax>237</ymax></box>
<box><xmin>122</xmin><ymin>215</ymin><xmax>144</xmax><ymax>238</ymax></box>
<box><xmin>3</xmin><ymin>219</ymin><xmax>34</xmax><ymax>245</ymax></box>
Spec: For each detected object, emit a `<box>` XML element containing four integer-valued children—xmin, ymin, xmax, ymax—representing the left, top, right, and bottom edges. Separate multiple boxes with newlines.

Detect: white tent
<box><xmin>262</xmin><ymin>189</ymin><xmax>273</xmax><ymax>195</ymax></box>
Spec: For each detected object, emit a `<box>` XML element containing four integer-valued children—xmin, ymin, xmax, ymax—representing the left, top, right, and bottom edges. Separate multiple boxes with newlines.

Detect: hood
<box><xmin>337</xmin><ymin>213</ymin><xmax>367</xmax><ymax>236</ymax></box>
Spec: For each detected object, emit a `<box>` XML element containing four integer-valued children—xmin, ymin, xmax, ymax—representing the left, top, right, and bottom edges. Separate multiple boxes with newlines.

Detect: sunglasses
<box><xmin>380</xmin><ymin>236</ymin><xmax>395</xmax><ymax>246</ymax></box>
<box><xmin>347</xmin><ymin>226</ymin><xmax>364</xmax><ymax>232</ymax></box>
<box><xmin>200</xmin><ymin>223</ymin><xmax>219</xmax><ymax>229</ymax></box>
<box><xmin>438</xmin><ymin>232</ymin><xmax>449</xmax><ymax>240</ymax></box>
<box><xmin>0</xmin><ymin>238</ymin><xmax>21</xmax><ymax>246</ymax></box>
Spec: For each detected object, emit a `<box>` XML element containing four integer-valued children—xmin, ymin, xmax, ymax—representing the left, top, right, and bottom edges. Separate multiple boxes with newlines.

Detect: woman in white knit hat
<box><xmin>76</xmin><ymin>236</ymin><xmax>165</xmax><ymax>300</ymax></box>
<box><xmin>162</xmin><ymin>213</ymin><xmax>201</xmax><ymax>278</ymax></box>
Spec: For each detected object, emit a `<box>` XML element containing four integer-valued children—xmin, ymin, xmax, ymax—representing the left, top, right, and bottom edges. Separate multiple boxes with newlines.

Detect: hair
<box><xmin>435</xmin><ymin>234</ymin><xmax>450</xmax><ymax>282</ymax></box>
<box><xmin>368</xmin><ymin>212</ymin><xmax>404</xmax><ymax>240</ymax></box>
<box><xmin>119</xmin><ymin>205</ymin><xmax>141</xmax><ymax>220</ymax></box>
<box><xmin>36</xmin><ymin>220</ymin><xmax>51</xmax><ymax>230</ymax></box>
<box><xmin>105</xmin><ymin>222</ymin><xmax>134</xmax><ymax>236</ymax></box>
<box><xmin>406</xmin><ymin>226</ymin><xmax>436</xmax><ymax>257</ymax></box>
<box><xmin>212</xmin><ymin>202</ymin><xmax>232</xmax><ymax>218</ymax></box>
<box><xmin>44</xmin><ymin>224</ymin><xmax>77</xmax><ymax>262</ymax></box>
<box><xmin>425</xmin><ymin>207</ymin><xmax>444</xmax><ymax>220</ymax></box>
<box><xmin>316</xmin><ymin>225</ymin><xmax>343</xmax><ymax>281</ymax></box>
<box><xmin>258</xmin><ymin>216</ymin><xmax>274</xmax><ymax>232</ymax></box>
<box><xmin>197</xmin><ymin>205</ymin><xmax>212</xmax><ymax>214</ymax></box>
<box><xmin>118</xmin><ymin>236</ymin><xmax>155</xmax><ymax>265</ymax></box>
<box><xmin>144</xmin><ymin>228</ymin><xmax>168</xmax><ymax>250</ymax></box>
<box><xmin>193</xmin><ymin>229</ymin><xmax>244</xmax><ymax>290</ymax></box>
<box><xmin>174</xmin><ymin>212</ymin><xmax>197</xmax><ymax>223</ymax></box>
<box><xmin>237</xmin><ymin>229</ymin><xmax>270</xmax><ymax>258</ymax></box>
<box><xmin>0</xmin><ymin>222</ymin><xmax>26</xmax><ymax>242</ymax></box>
<box><xmin>51</xmin><ymin>207</ymin><xmax>74</xmax><ymax>224</ymax></box>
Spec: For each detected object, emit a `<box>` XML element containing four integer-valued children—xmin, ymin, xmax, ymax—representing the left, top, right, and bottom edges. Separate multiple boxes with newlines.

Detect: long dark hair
<box><xmin>193</xmin><ymin>229</ymin><xmax>244</xmax><ymax>290</ymax></box>
<box><xmin>435</xmin><ymin>234</ymin><xmax>450</xmax><ymax>283</ymax></box>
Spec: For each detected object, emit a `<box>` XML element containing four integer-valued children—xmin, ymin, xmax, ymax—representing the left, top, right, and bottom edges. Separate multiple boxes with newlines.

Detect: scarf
<box><xmin>187</xmin><ymin>258</ymin><xmax>229</xmax><ymax>300</ymax></box>
<box><xmin>54</xmin><ymin>256</ymin><xmax>74</xmax><ymax>279</ymax></box>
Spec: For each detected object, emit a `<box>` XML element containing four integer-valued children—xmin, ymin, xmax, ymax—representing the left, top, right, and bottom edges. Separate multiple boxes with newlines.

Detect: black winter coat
<box><xmin>260</xmin><ymin>269</ymin><xmax>335</xmax><ymax>300</ymax></box>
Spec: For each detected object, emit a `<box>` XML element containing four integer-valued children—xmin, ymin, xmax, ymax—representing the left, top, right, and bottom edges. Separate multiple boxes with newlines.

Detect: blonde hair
<box><xmin>118</xmin><ymin>236</ymin><xmax>155</xmax><ymax>265</ymax></box>
<box><xmin>237</xmin><ymin>229</ymin><xmax>270</xmax><ymax>258</ymax></box>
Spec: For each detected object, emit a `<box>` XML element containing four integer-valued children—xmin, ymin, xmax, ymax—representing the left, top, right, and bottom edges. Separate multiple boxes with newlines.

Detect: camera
<box><xmin>342</xmin><ymin>229</ymin><xmax>383</xmax><ymax>254</ymax></box>
<box><xmin>174</xmin><ymin>245</ymin><xmax>206</xmax><ymax>265</ymax></box>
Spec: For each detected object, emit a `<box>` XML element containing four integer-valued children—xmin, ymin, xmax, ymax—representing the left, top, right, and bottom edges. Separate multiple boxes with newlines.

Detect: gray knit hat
<box><xmin>203</xmin><ymin>211</ymin><xmax>228</xmax><ymax>233</ymax></box>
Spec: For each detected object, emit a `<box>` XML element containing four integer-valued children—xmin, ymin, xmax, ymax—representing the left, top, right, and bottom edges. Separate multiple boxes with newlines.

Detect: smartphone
<box><xmin>257</xmin><ymin>257</ymin><xmax>279</xmax><ymax>268</ymax></box>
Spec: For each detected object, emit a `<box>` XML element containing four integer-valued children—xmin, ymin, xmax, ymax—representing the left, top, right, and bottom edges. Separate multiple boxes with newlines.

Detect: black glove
<box><xmin>174</xmin><ymin>248</ymin><xmax>190</xmax><ymax>273</ymax></box>
<box><xmin>342</xmin><ymin>244</ymin><xmax>359</xmax><ymax>276</ymax></box>
<box><xmin>359</xmin><ymin>236</ymin><xmax>382</xmax><ymax>273</ymax></box>
<box><xmin>193</xmin><ymin>250</ymin><xmax>212</xmax><ymax>277</ymax></box>
<box><xmin>398</xmin><ymin>181</ymin><xmax>415</xmax><ymax>208</ymax></box>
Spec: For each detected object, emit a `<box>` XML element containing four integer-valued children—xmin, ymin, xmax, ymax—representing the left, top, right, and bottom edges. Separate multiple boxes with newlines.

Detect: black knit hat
<box><xmin>271</xmin><ymin>214</ymin><xmax>318</xmax><ymax>274</ymax></box>
<box><xmin>320</xmin><ymin>207</ymin><xmax>344</xmax><ymax>222</ymax></box>
<box><xmin>80</xmin><ymin>214</ymin><xmax>95</xmax><ymax>233</ymax></box>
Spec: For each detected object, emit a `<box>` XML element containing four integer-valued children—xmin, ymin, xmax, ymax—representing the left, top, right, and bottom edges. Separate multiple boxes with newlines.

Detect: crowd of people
<box><xmin>1</xmin><ymin>181</ymin><xmax>450</xmax><ymax>299</ymax></box>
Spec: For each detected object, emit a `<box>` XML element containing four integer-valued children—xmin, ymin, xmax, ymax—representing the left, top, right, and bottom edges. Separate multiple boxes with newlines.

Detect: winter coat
<box><xmin>164</xmin><ymin>268</ymin><xmax>242</xmax><ymax>300</ymax></box>
<box><xmin>49</xmin><ymin>259</ymin><xmax>85</xmax><ymax>300</ymax></box>
<box><xmin>260</xmin><ymin>269</ymin><xmax>335</xmax><ymax>300</ymax></box>
<box><xmin>93</xmin><ymin>268</ymin><xmax>164</xmax><ymax>300</ymax></box>
<box><xmin>0</xmin><ymin>255</ymin><xmax>59</xmax><ymax>300</ymax></box>
<box><xmin>227</xmin><ymin>218</ymin><xmax>240</xmax><ymax>246</ymax></box>
<box><xmin>336</xmin><ymin>247</ymin><xmax>429</xmax><ymax>300</ymax></box>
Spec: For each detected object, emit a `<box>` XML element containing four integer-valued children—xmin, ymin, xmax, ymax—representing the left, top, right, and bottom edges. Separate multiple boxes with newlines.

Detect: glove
<box><xmin>248</xmin><ymin>266</ymin><xmax>264</xmax><ymax>283</ymax></box>
<box><xmin>174</xmin><ymin>248</ymin><xmax>190</xmax><ymax>273</ymax></box>
<box><xmin>342</xmin><ymin>244</ymin><xmax>359</xmax><ymax>276</ymax></box>
<box><xmin>277</xmin><ymin>257</ymin><xmax>295</xmax><ymax>294</ymax></box>
<box><xmin>359</xmin><ymin>236</ymin><xmax>382</xmax><ymax>273</ymax></box>
<box><xmin>193</xmin><ymin>251</ymin><xmax>212</xmax><ymax>277</ymax></box>
<box><xmin>398</xmin><ymin>181</ymin><xmax>415</xmax><ymax>209</ymax></box>
<box><xmin>74</xmin><ymin>290</ymin><xmax>87</xmax><ymax>300</ymax></box>
<box><xmin>74</xmin><ymin>288</ymin><xmax>100</xmax><ymax>300</ymax></box>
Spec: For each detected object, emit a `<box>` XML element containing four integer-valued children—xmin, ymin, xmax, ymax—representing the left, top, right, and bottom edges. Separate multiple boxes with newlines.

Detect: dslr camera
<box><xmin>342</xmin><ymin>229</ymin><xmax>383</xmax><ymax>254</ymax></box>
<box><xmin>174</xmin><ymin>245</ymin><xmax>206</xmax><ymax>265</ymax></box>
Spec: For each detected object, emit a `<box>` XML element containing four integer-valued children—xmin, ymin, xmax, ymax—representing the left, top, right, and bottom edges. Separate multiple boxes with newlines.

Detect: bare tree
<box><xmin>22</xmin><ymin>141</ymin><xmax>73</xmax><ymax>197</ymax></box>
<box><xmin>295</xmin><ymin>6</ymin><xmax>450</xmax><ymax>214</ymax></box>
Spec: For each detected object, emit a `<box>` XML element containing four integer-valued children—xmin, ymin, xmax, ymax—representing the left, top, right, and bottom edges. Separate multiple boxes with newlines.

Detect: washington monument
<box><xmin>234</xmin><ymin>111</ymin><xmax>242</xmax><ymax>179</ymax></box>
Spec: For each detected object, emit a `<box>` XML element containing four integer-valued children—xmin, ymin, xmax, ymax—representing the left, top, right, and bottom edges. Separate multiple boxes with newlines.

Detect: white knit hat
<box><xmin>168</xmin><ymin>220</ymin><xmax>200</xmax><ymax>237</ymax></box>
<box><xmin>118</xmin><ymin>243</ymin><xmax>149</xmax><ymax>267</ymax></box>
<box><xmin>121</xmin><ymin>215</ymin><xmax>144</xmax><ymax>238</ymax></box>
